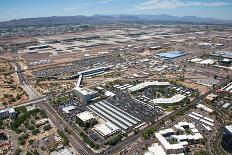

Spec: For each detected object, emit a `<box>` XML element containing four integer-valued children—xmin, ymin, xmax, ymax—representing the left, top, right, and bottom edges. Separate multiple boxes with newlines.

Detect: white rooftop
<box><xmin>77</xmin><ymin>111</ymin><xmax>95</xmax><ymax>122</ymax></box>
<box><xmin>152</xmin><ymin>94</ymin><xmax>186</xmax><ymax>104</ymax></box>
<box><xmin>197</xmin><ymin>104</ymin><xmax>213</xmax><ymax>113</ymax></box>
<box><xmin>128</xmin><ymin>81</ymin><xmax>170</xmax><ymax>92</ymax></box>
<box><xmin>225</xmin><ymin>125</ymin><xmax>232</xmax><ymax>134</ymax></box>
<box><xmin>95</xmin><ymin>122</ymin><xmax>120</xmax><ymax>137</ymax></box>
<box><xmin>62</xmin><ymin>105</ymin><xmax>77</xmax><ymax>114</ymax></box>
<box><xmin>74</xmin><ymin>87</ymin><xmax>97</xmax><ymax>95</ymax></box>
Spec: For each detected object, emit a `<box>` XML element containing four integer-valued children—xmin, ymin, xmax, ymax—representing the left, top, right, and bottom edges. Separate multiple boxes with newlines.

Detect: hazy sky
<box><xmin>0</xmin><ymin>0</ymin><xmax>231</xmax><ymax>21</ymax></box>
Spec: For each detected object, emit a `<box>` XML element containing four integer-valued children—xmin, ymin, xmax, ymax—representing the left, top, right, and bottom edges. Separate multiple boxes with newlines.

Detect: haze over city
<box><xmin>0</xmin><ymin>1</ymin><xmax>232</xmax><ymax>155</ymax></box>
<box><xmin>0</xmin><ymin>0</ymin><xmax>232</xmax><ymax>21</ymax></box>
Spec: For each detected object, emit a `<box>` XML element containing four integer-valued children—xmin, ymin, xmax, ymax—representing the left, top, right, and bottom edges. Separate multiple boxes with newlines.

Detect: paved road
<box><xmin>13</xmin><ymin>61</ymin><xmax>39</xmax><ymax>98</ymax></box>
<box><xmin>13</xmin><ymin>60</ymin><xmax>94</xmax><ymax>155</ymax></box>
<box><xmin>104</xmin><ymin>77</ymin><xmax>232</xmax><ymax>155</ymax></box>
<box><xmin>38</xmin><ymin>102</ymin><xmax>94</xmax><ymax>155</ymax></box>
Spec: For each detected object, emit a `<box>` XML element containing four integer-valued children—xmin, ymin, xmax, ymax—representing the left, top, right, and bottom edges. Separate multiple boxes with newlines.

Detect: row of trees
<box><xmin>80</xmin><ymin>132</ymin><xmax>100</xmax><ymax>149</ymax></box>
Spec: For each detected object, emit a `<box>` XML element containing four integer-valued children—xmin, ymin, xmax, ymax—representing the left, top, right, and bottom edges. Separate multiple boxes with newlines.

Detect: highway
<box><xmin>13</xmin><ymin>60</ymin><xmax>94</xmax><ymax>155</ymax></box>
<box><xmin>13</xmin><ymin>61</ymin><xmax>39</xmax><ymax>98</ymax></box>
<box><xmin>38</xmin><ymin>102</ymin><xmax>94</xmax><ymax>155</ymax></box>
<box><xmin>12</xmin><ymin>59</ymin><xmax>232</xmax><ymax>155</ymax></box>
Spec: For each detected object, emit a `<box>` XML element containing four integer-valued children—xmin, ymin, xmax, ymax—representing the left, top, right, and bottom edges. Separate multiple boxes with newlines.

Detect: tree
<box><xmin>194</xmin><ymin>150</ymin><xmax>210</xmax><ymax>155</ymax></box>
<box><xmin>28</xmin><ymin>139</ymin><xmax>34</xmax><ymax>145</ymax></box>
<box><xmin>15</xmin><ymin>148</ymin><xmax>22</xmax><ymax>155</ymax></box>
<box><xmin>43</xmin><ymin>124</ymin><xmax>51</xmax><ymax>131</ymax></box>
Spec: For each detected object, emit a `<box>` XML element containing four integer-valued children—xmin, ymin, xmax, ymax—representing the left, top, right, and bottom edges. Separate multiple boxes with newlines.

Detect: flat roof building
<box><xmin>73</xmin><ymin>87</ymin><xmax>98</xmax><ymax>103</ymax></box>
<box><xmin>62</xmin><ymin>105</ymin><xmax>77</xmax><ymax>114</ymax></box>
<box><xmin>225</xmin><ymin>125</ymin><xmax>232</xmax><ymax>135</ymax></box>
<box><xmin>156</xmin><ymin>51</ymin><xmax>187</xmax><ymax>59</ymax></box>
<box><xmin>128</xmin><ymin>81</ymin><xmax>170</xmax><ymax>92</ymax></box>
<box><xmin>152</xmin><ymin>94</ymin><xmax>186</xmax><ymax>105</ymax></box>
<box><xmin>0</xmin><ymin>108</ymin><xmax>16</xmax><ymax>119</ymax></box>
<box><xmin>94</xmin><ymin>122</ymin><xmax>120</xmax><ymax>138</ymax></box>
<box><xmin>76</xmin><ymin>111</ymin><xmax>95</xmax><ymax>122</ymax></box>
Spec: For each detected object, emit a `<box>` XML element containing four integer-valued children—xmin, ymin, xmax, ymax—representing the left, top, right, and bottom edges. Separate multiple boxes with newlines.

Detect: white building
<box><xmin>225</xmin><ymin>125</ymin><xmax>232</xmax><ymax>135</ymax></box>
<box><xmin>145</xmin><ymin>122</ymin><xmax>203</xmax><ymax>155</ymax></box>
<box><xmin>76</xmin><ymin>111</ymin><xmax>95</xmax><ymax>122</ymax></box>
<box><xmin>196</xmin><ymin>104</ymin><xmax>213</xmax><ymax>113</ymax></box>
<box><xmin>128</xmin><ymin>81</ymin><xmax>170</xmax><ymax>92</ymax></box>
<box><xmin>94</xmin><ymin>122</ymin><xmax>120</xmax><ymax>138</ymax></box>
<box><xmin>62</xmin><ymin>105</ymin><xmax>77</xmax><ymax>114</ymax></box>
<box><xmin>152</xmin><ymin>94</ymin><xmax>186</xmax><ymax>105</ymax></box>
<box><xmin>73</xmin><ymin>87</ymin><xmax>98</xmax><ymax>103</ymax></box>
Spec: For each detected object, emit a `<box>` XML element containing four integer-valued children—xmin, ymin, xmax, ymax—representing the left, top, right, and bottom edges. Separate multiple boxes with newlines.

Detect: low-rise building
<box><xmin>128</xmin><ymin>81</ymin><xmax>170</xmax><ymax>92</ymax></box>
<box><xmin>94</xmin><ymin>122</ymin><xmax>120</xmax><ymax>138</ymax></box>
<box><xmin>152</xmin><ymin>94</ymin><xmax>186</xmax><ymax>105</ymax></box>
<box><xmin>145</xmin><ymin>121</ymin><xmax>203</xmax><ymax>155</ymax></box>
<box><xmin>76</xmin><ymin>111</ymin><xmax>95</xmax><ymax>122</ymax></box>
<box><xmin>73</xmin><ymin>87</ymin><xmax>98</xmax><ymax>103</ymax></box>
<box><xmin>0</xmin><ymin>108</ymin><xmax>16</xmax><ymax>119</ymax></box>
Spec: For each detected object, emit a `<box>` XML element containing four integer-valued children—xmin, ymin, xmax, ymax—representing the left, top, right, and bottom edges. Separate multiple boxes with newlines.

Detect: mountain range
<box><xmin>0</xmin><ymin>14</ymin><xmax>231</xmax><ymax>27</ymax></box>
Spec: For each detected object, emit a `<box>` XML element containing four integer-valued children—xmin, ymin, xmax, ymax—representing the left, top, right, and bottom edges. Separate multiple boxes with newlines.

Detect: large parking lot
<box><xmin>105</xmin><ymin>91</ymin><xmax>163</xmax><ymax>122</ymax></box>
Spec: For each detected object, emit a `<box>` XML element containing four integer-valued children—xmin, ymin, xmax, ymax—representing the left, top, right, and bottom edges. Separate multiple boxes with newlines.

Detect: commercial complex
<box><xmin>76</xmin><ymin>111</ymin><xmax>95</xmax><ymax>122</ymax></box>
<box><xmin>152</xmin><ymin>94</ymin><xmax>186</xmax><ymax>105</ymax></box>
<box><xmin>128</xmin><ymin>81</ymin><xmax>170</xmax><ymax>92</ymax></box>
<box><xmin>88</xmin><ymin>101</ymin><xmax>141</xmax><ymax>130</ymax></box>
<box><xmin>73</xmin><ymin>87</ymin><xmax>98</xmax><ymax>103</ymax></box>
<box><xmin>145</xmin><ymin>122</ymin><xmax>203</xmax><ymax>155</ymax></box>
<box><xmin>94</xmin><ymin>121</ymin><xmax>120</xmax><ymax>138</ymax></box>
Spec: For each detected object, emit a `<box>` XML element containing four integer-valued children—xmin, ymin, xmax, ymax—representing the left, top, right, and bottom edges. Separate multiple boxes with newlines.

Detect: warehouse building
<box><xmin>156</xmin><ymin>51</ymin><xmax>187</xmax><ymax>59</ymax></box>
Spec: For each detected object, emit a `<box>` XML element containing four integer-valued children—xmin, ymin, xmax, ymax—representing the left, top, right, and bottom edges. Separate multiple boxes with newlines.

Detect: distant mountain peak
<box><xmin>0</xmin><ymin>14</ymin><xmax>231</xmax><ymax>28</ymax></box>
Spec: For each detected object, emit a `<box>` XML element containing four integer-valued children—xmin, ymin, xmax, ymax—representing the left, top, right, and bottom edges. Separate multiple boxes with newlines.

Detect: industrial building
<box><xmin>0</xmin><ymin>108</ymin><xmax>16</xmax><ymax>119</ymax></box>
<box><xmin>88</xmin><ymin>101</ymin><xmax>141</xmax><ymax>130</ymax></box>
<box><xmin>128</xmin><ymin>81</ymin><xmax>170</xmax><ymax>92</ymax></box>
<box><xmin>156</xmin><ymin>51</ymin><xmax>187</xmax><ymax>59</ymax></box>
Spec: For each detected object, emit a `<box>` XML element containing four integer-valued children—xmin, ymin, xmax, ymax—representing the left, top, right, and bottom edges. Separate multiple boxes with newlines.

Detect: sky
<box><xmin>0</xmin><ymin>0</ymin><xmax>232</xmax><ymax>21</ymax></box>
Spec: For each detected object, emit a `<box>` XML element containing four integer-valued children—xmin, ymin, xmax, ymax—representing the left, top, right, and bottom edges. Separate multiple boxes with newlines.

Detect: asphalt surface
<box><xmin>13</xmin><ymin>60</ymin><xmax>94</xmax><ymax>155</ymax></box>
<box><xmin>38</xmin><ymin>102</ymin><xmax>94</xmax><ymax>155</ymax></box>
<box><xmin>13</xmin><ymin>61</ymin><xmax>39</xmax><ymax>98</ymax></box>
<box><xmin>13</xmin><ymin>59</ymin><xmax>232</xmax><ymax>155</ymax></box>
<box><xmin>104</xmin><ymin>77</ymin><xmax>232</xmax><ymax>155</ymax></box>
